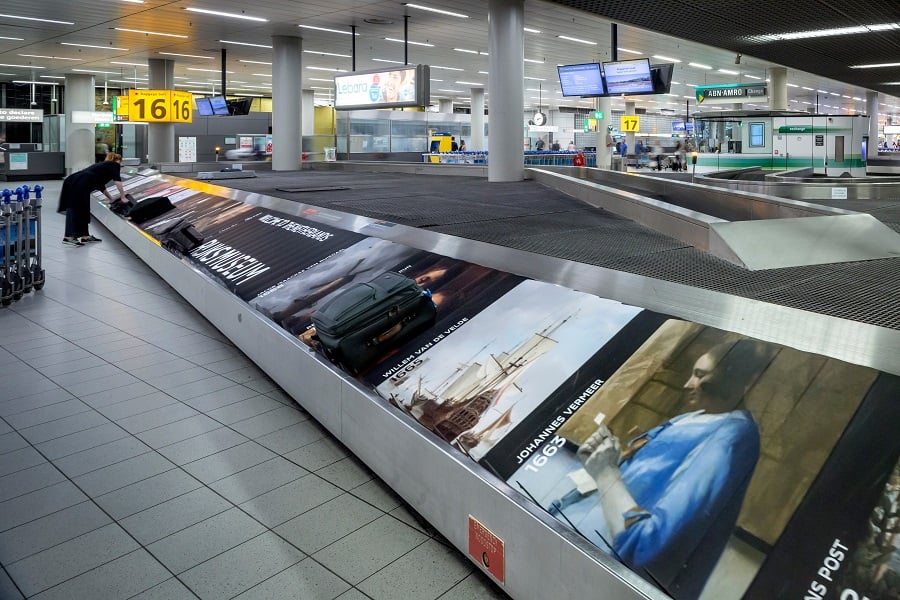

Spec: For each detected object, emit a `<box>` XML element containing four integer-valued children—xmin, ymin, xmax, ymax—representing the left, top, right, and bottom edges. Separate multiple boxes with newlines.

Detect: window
<box><xmin>749</xmin><ymin>122</ymin><xmax>765</xmax><ymax>147</ymax></box>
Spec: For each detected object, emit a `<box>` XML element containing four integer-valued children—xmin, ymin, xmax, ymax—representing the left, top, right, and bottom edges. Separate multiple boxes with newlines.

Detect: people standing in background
<box><xmin>535</xmin><ymin>137</ymin><xmax>546</xmax><ymax>151</ymax></box>
<box><xmin>551</xmin><ymin>139</ymin><xmax>561</xmax><ymax>151</ymax></box>
<box><xmin>451</xmin><ymin>136</ymin><xmax>459</xmax><ymax>151</ymax></box>
<box><xmin>573</xmin><ymin>149</ymin><xmax>586</xmax><ymax>167</ymax></box>
<box><xmin>675</xmin><ymin>141</ymin><xmax>687</xmax><ymax>171</ymax></box>
<box><xmin>94</xmin><ymin>140</ymin><xmax>109</xmax><ymax>163</ymax></box>
<box><xmin>458</xmin><ymin>139</ymin><xmax>467</xmax><ymax>152</ymax></box>
<box><xmin>567</xmin><ymin>140</ymin><xmax>577</xmax><ymax>151</ymax></box>
<box><xmin>619</xmin><ymin>140</ymin><xmax>628</xmax><ymax>171</ymax></box>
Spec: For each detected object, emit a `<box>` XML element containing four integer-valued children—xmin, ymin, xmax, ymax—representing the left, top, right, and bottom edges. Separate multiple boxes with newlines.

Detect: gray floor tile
<box><xmin>17</xmin><ymin>410</ymin><xmax>109</xmax><ymax>445</ymax></box>
<box><xmin>313</xmin><ymin>515</ymin><xmax>430</xmax><ymax>585</ymax></box>
<box><xmin>436</xmin><ymin>570</ymin><xmax>509</xmax><ymax>600</ymax></box>
<box><xmin>128</xmin><ymin>358</ymin><xmax>196</xmax><ymax>381</ymax></box>
<box><xmin>263</xmin><ymin>388</ymin><xmax>297</xmax><ymax>406</ymax></box>
<box><xmin>4</xmin><ymin>523</ymin><xmax>140</xmax><ymax>597</ymax></box>
<box><xmin>115</xmin><ymin>350</ymin><xmax>182</xmax><ymax>372</ymax></box>
<box><xmin>229</xmin><ymin>405</ymin><xmax>309</xmax><ymax>439</ymax></box>
<box><xmin>146</xmin><ymin>507</ymin><xmax>266</xmax><ymax>574</ymax></box>
<box><xmin>48</xmin><ymin>363</ymin><xmax>127</xmax><ymax>387</ymax></box>
<box><xmin>206</xmin><ymin>395</ymin><xmax>285</xmax><ymax>425</ymax></box>
<box><xmin>389</xmin><ymin>505</ymin><xmax>432</xmax><ymax>535</ymax></box>
<box><xmin>209</xmin><ymin>457</ymin><xmax>308</xmax><ymax>505</ymax></box>
<box><xmin>234</xmin><ymin>557</ymin><xmax>351</xmax><ymax>600</ymax></box>
<box><xmin>144</xmin><ymin>367</ymin><xmax>219</xmax><ymax>391</ymax></box>
<box><xmin>119</xmin><ymin>487</ymin><xmax>232</xmax><ymax>545</ymax></box>
<box><xmin>165</xmin><ymin>374</ymin><xmax>240</xmax><ymax>402</ymax></box>
<box><xmin>36</xmin><ymin>422</ymin><xmax>129</xmax><ymax>460</ymax></box>
<box><xmin>0</xmin><ymin>462</ymin><xmax>66</xmax><ymax>503</ymax></box>
<box><xmin>28</xmin><ymin>348</ymin><xmax>96</xmax><ymax>369</ymax></box>
<box><xmin>0</xmin><ymin>419</ymin><xmax>12</xmax><ymax>435</ymax></box>
<box><xmin>315</xmin><ymin>456</ymin><xmax>374</xmax><ymax>491</ymax></box>
<box><xmin>0</xmin><ymin>388</ymin><xmax>75</xmax><ymax>419</ymax></box>
<box><xmin>221</xmin><ymin>364</ymin><xmax>268</xmax><ymax>384</ymax></box>
<box><xmin>243</xmin><ymin>376</ymin><xmax>280</xmax><ymax>394</ymax></box>
<box><xmin>97</xmin><ymin>391</ymin><xmax>182</xmax><ymax>422</ymax></box>
<box><xmin>2</xmin><ymin>376</ymin><xmax>60</xmax><ymax>402</ymax></box>
<box><xmin>179</xmin><ymin>532</ymin><xmax>305</xmax><ymax>600</ymax></box>
<box><xmin>72</xmin><ymin>451</ymin><xmax>174</xmax><ymax>497</ymax></box>
<box><xmin>189</xmin><ymin>346</ymin><xmax>244</xmax><ymax>366</ymax></box>
<box><xmin>157</xmin><ymin>427</ymin><xmax>249</xmax><ymax>465</ymax></box>
<box><xmin>181</xmin><ymin>441</ymin><xmax>276</xmax><ymax>485</ymax></box>
<box><xmin>275</xmin><ymin>493</ymin><xmax>384</xmax><ymax>554</ymax></box>
<box><xmin>94</xmin><ymin>468</ymin><xmax>201</xmax><ymax>520</ymax></box>
<box><xmin>113</xmin><ymin>401</ymin><xmax>197</xmax><ymax>433</ymax></box>
<box><xmin>182</xmin><ymin>384</ymin><xmax>261</xmax><ymax>412</ymax></box>
<box><xmin>93</xmin><ymin>342</ymin><xmax>162</xmax><ymax>362</ymax></box>
<box><xmin>28</xmin><ymin>549</ymin><xmax>170</xmax><ymax>600</ymax></box>
<box><xmin>0</xmin><ymin>446</ymin><xmax>46</xmax><ymax>478</ymax></box>
<box><xmin>0</xmin><ymin>431</ymin><xmax>28</xmax><ymax>455</ymax></box>
<box><xmin>136</xmin><ymin>414</ymin><xmax>221</xmax><ymax>449</ymax></box>
<box><xmin>0</xmin><ymin>568</ymin><xmax>23</xmax><ymax>600</ymax></box>
<box><xmin>284</xmin><ymin>437</ymin><xmax>350</xmax><ymax>471</ymax></box>
<box><xmin>4</xmin><ymin>399</ymin><xmax>90</xmax><ymax>429</ymax></box>
<box><xmin>255</xmin><ymin>419</ymin><xmax>328</xmax><ymax>455</ymax></box>
<box><xmin>0</xmin><ymin>501</ymin><xmax>112</xmax><ymax>565</ymax></box>
<box><xmin>16</xmin><ymin>342</ymin><xmax>80</xmax><ymax>362</ymax></box>
<box><xmin>239</xmin><ymin>473</ymin><xmax>343</xmax><ymax>528</ymax></box>
<box><xmin>128</xmin><ymin>577</ymin><xmax>197</xmax><ymax>600</ymax></box>
<box><xmin>358</xmin><ymin>538</ymin><xmax>472</xmax><ymax>600</ymax></box>
<box><xmin>350</xmin><ymin>478</ymin><xmax>403</xmax><ymax>513</ymax></box>
<box><xmin>53</xmin><ymin>436</ymin><xmax>151</xmax><ymax>478</ymax></box>
<box><xmin>202</xmin><ymin>355</ymin><xmax>255</xmax><ymax>375</ymax></box>
<box><xmin>66</xmin><ymin>373</ymin><xmax>142</xmax><ymax>397</ymax></box>
<box><xmin>79</xmin><ymin>381</ymin><xmax>159</xmax><ymax>409</ymax></box>
<box><xmin>38</xmin><ymin>355</ymin><xmax>108</xmax><ymax>377</ymax></box>
<box><xmin>335</xmin><ymin>589</ymin><xmax>371</xmax><ymax>600</ymax></box>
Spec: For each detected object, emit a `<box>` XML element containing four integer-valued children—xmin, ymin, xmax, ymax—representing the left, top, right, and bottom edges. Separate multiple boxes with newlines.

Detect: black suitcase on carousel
<box><xmin>312</xmin><ymin>271</ymin><xmax>437</xmax><ymax>375</ymax></box>
<box><xmin>157</xmin><ymin>219</ymin><xmax>204</xmax><ymax>254</ymax></box>
<box><xmin>127</xmin><ymin>196</ymin><xmax>175</xmax><ymax>224</ymax></box>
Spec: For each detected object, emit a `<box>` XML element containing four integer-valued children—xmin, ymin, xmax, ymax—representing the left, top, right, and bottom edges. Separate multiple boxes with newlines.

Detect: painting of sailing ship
<box><xmin>376</xmin><ymin>279</ymin><xmax>643</xmax><ymax>460</ymax></box>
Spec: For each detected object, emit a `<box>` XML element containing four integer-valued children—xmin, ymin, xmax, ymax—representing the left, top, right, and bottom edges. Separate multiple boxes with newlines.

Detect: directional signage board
<box><xmin>620</xmin><ymin>115</ymin><xmax>640</xmax><ymax>132</ymax></box>
<box><xmin>0</xmin><ymin>108</ymin><xmax>43</xmax><ymax>122</ymax></box>
<box><xmin>127</xmin><ymin>89</ymin><xmax>193</xmax><ymax>123</ymax></box>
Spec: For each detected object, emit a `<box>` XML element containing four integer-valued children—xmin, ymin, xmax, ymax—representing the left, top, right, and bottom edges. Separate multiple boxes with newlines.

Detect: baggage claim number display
<box><xmin>126</xmin><ymin>90</ymin><xmax>193</xmax><ymax>123</ymax></box>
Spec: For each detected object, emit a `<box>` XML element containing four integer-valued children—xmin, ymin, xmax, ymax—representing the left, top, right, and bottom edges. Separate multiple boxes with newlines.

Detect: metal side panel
<box><xmin>91</xmin><ymin>198</ymin><xmax>664</xmax><ymax>600</ymax></box>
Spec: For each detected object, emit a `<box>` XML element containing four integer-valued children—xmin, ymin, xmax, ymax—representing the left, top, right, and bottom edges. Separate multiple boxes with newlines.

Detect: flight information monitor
<box><xmin>195</xmin><ymin>97</ymin><xmax>213</xmax><ymax>117</ymax></box>
<box><xmin>557</xmin><ymin>63</ymin><xmax>605</xmax><ymax>97</ymax></box>
<box><xmin>603</xmin><ymin>58</ymin><xmax>654</xmax><ymax>94</ymax></box>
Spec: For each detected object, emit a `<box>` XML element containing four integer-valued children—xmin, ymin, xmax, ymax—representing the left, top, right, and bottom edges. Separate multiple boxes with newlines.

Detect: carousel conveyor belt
<box><xmin>206</xmin><ymin>167</ymin><xmax>900</xmax><ymax>333</ymax></box>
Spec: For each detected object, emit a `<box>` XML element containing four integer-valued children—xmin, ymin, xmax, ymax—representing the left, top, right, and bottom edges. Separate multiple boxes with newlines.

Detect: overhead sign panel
<box><xmin>127</xmin><ymin>89</ymin><xmax>193</xmax><ymax>122</ymax></box>
<box><xmin>0</xmin><ymin>108</ymin><xmax>43</xmax><ymax>122</ymax></box>
<box><xmin>334</xmin><ymin>64</ymin><xmax>430</xmax><ymax>110</ymax></box>
<box><xmin>695</xmin><ymin>83</ymin><xmax>768</xmax><ymax>104</ymax></box>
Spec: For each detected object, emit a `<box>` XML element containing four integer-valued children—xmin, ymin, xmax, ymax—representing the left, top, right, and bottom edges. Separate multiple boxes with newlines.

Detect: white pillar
<box><xmin>487</xmin><ymin>0</ymin><xmax>525</xmax><ymax>182</ymax></box>
<box><xmin>302</xmin><ymin>89</ymin><xmax>315</xmax><ymax>136</ymax></box>
<box><xmin>769</xmin><ymin>66</ymin><xmax>788</xmax><ymax>111</ymax></box>
<box><xmin>624</xmin><ymin>100</ymin><xmax>635</xmax><ymax>170</ymax></box>
<box><xmin>597</xmin><ymin>96</ymin><xmax>611</xmax><ymax>169</ymax></box>
<box><xmin>470</xmin><ymin>87</ymin><xmax>485</xmax><ymax>151</ymax></box>
<box><xmin>148</xmin><ymin>59</ymin><xmax>175</xmax><ymax>164</ymax></box>
<box><xmin>272</xmin><ymin>35</ymin><xmax>302</xmax><ymax>171</ymax></box>
<box><xmin>64</xmin><ymin>74</ymin><xmax>95</xmax><ymax>174</ymax></box>
<box><xmin>866</xmin><ymin>90</ymin><xmax>879</xmax><ymax>146</ymax></box>
<box><xmin>438</xmin><ymin>99</ymin><xmax>454</xmax><ymax>113</ymax></box>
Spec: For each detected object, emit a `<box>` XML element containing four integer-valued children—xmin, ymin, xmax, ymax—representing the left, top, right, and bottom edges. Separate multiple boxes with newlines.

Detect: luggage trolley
<box><xmin>21</xmin><ymin>185</ymin><xmax>45</xmax><ymax>292</ymax></box>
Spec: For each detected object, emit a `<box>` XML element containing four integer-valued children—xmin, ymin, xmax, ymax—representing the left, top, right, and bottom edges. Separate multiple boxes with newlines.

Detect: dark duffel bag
<box><xmin>157</xmin><ymin>219</ymin><xmax>204</xmax><ymax>254</ymax></box>
<box><xmin>312</xmin><ymin>271</ymin><xmax>437</xmax><ymax>375</ymax></box>
<box><xmin>128</xmin><ymin>196</ymin><xmax>175</xmax><ymax>224</ymax></box>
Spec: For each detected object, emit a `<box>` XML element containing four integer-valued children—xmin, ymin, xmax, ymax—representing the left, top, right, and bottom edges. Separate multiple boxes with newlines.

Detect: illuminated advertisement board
<box><xmin>334</xmin><ymin>64</ymin><xmax>430</xmax><ymax>110</ymax></box>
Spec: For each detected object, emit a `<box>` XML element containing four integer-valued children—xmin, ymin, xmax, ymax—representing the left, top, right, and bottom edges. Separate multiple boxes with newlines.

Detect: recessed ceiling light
<box><xmin>18</xmin><ymin>54</ymin><xmax>80</xmax><ymax>61</ymax></box>
<box><xmin>385</xmin><ymin>37</ymin><xmax>433</xmax><ymax>47</ymax></box>
<box><xmin>746</xmin><ymin>74</ymin><xmax>763</xmax><ymax>80</ymax></box>
<box><xmin>652</xmin><ymin>55</ymin><xmax>681</xmax><ymax>63</ymax></box>
<box><xmin>432</xmin><ymin>65</ymin><xmax>464</xmax><ymax>71</ymax></box>
<box><xmin>159</xmin><ymin>52</ymin><xmax>213</xmax><ymax>59</ymax></box>
<box><xmin>304</xmin><ymin>50</ymin><xmax>351</xmax><ymax>58</ymax></box>
<box><xmin>251</xmin><ymin>73</ymin><xmax>272</xmax><ymax>77</ymax></box>
<box><xmin>456</xmin><ymin>81</ymin><xmax>483</xmax><ymax>86</ymax></box>
<box><xmin>524</xmin><ymin>76</ymin><xmax>545</xmax><ymax>81</ymax></box>
<box><xmin>0</xmin><ymin>13</ymin><xmax>74</xmax><ymax>25</ymax></box>
<box><xmin>454</xmin><ymin>48</ymin><xmax>478</xmax><ymax>54</ymax></box>
<box><xmin>718</xmin><ymin>68</ymin><xmax>739</xmax><ymax>75</ymax></box>
<box><xmin>403</xmin><ymin>3</ymin><xmax>469</xmax><ymax>18</ymax></box>
<box><xmin>557</xmin><ymin>35</ymin><xmax>596</xmax><ymax>45</ymax></box>
<box><xmin>39</xmin><ymin>75</ymin><xmax>66</xmax><ymax>79</ymax></box>
<box><xmin>308</xmin><ymin>78</ymin><xmax>333</xmax><ymax>82</ymax></box>
<box><xmin>13</xmin><ymin>80</ymin><xmax>58</xmax><ymax>85</ymax></box>
<box><xmin>617</xmin><ymin>48</ymin><xmax>642</xmax><ymax>55</ymax></box>
<box><xmin>751</xmin><ymin>22</ymin><xmax>899</xmax><ymax>42</ymax></box>
<box><xmin>114</xmin><ymin>28</ymin><xmax>188</xmax><ymax>38</ymax></box>
<box><xmin>0</xmin><ymin>63</ymin><xmax>45</xmax><ymax>69</ymax></box>
<box><xmin>298</xmin><ymin>25</ymin><xmax>358</xmax><ymax>35</ymax></box>
<box><xmin>240</xmin><ymin>60</ymin><xmax>272</xmax><ymax>65</ymax></box>
<box><xmin>72</xmin><ymin>68</ymin><xmax>118</xmax><ymax>74</ymax></box>
<box><xmin>524</xmin><ymin>27</ymin><xmax>541</xmax><ymax>34</ymax></box>
<box><xmin>110</xmin><ymin>61</ymin><xmax>146</xmax><ymax>67</ymax></box>
<box><xmin>219</xmin><ymin>40</ymin><xmax>272</xmax><ymax>48</ymax></box>
<box><xmin>188</xmin><ymin>68</ymin><xmax>234</xmax><ymax>73</ymax></box>
<box><xmin>0</xmin><ymin>36</ymin><xmax>25</xmax><ymax>41</ymax></box>
<box><xmin>61</xmin><ymin>43</ymin><xmax>129</xmax><ymax>50</ymax></box>
<box><xmin>185</xmin><ymin>7</ymin><xmax>267</xmax><ymax>22</ymax></box>
<box><xmin>850</xmin><ymin>62</ymin><xmax>900</xmax><ymax>69</ymax></box>
<box><xmin>524</xmin><ymin>58</ymin><xmax>543</xmax><ymax>64</ymax></box>
<box><xmin>372</xmin><ymin>58</ymin><xmax>404</xmax><ymax>64</ymax></box>
<box><xmin>306</xmin><ymin>66</ymin><xmax>347</xmax><ymax>72</ymax></box>
<box><xmin>688</xmin><ymin>62</ymin><xmax>711</xmax><ymax>70</ymax></box>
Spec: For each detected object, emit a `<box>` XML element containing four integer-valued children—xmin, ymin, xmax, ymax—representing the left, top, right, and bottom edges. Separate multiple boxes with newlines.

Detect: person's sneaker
<box><xmin>62</xmin><ymin>238</ymin><xmax>84</xmax><ymax>247</ymax></box>
<box><xmin>79</xmin><ymin>235</ymin><xmax>102</xmax><ymax>243</ymax></box>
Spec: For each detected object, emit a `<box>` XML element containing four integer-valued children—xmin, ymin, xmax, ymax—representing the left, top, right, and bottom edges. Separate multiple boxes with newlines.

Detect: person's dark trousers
<box><xmin>65</xmin><ymin>199</ymin><xmax>90</xmax><ymax>238</ymax></box>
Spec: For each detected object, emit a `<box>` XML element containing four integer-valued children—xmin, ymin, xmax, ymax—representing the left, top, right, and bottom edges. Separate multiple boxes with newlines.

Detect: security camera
<box><xmin>735</xmin><ymin>53</ymin><xmax>742</xmax><ymax>65</ymax></box>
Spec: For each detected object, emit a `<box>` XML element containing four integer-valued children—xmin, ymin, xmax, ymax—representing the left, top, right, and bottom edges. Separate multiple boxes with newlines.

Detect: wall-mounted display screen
<box><xmin>603</xmin><ymin>58</ymin><xmax>654</xmax><ymax>95</ymax></box>
<box><xmin>334</xmin><ymin>64</ymin><xmax>430</xmax><ymax>110</ymax></box>
<box><xmin>210</xmin><ymin>96</ymin><xmax>230</xmax><ymax>116</ymax></box>
<box><xmin>195</xmin><ymin>98</ymin><xmax>213</xmax><ymax>117</ymax></box>
<box><xmin>557</xmin><ymin>63</ymin><xmax>605</xmax><ymax>97</ymax></box>
<box><xmin>750</xmin><ymin>122</ymin><xmax>765</xmax><ymax>147</ymax></box>
<box><xmin>672</xmin><ymin>121</ymin><xmax>694</xmax><ymax>132</ymax></box>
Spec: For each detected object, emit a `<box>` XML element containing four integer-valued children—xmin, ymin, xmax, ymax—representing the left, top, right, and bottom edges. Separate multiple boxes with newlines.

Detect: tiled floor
<box><xmin>0</xmin><ymin>180</ymin><xmax>508</xmax><ymax>600</ymax></box>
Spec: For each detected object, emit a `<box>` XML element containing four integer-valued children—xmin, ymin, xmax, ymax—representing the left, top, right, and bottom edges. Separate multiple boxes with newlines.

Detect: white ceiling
<box><xmin>1</xmin><ymin>0</ymin><xmax>898</xmax><ymax>119</ymax></box>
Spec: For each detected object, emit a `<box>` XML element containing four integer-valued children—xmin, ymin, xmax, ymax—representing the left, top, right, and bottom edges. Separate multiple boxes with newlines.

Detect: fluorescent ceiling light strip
<box><xmin>802</xmin><ymin>86</ymin><xmax>813</xmax><ymax>90</ymax></box>
<box><xmin>437</xmin><ymin>89</ymin><xmax>460</xmax><ymax>93</ymax></box>
<box><xmin>456</xmin><ymin>81</ymin><xmax>482</xmax><ymax>86</ymax></box>
<box><xmin>372</xmin><ymin>58</ymin><xmax>404</xmax><ymax>64</ymax></box>
<box><xmin>850</xmin><ymin>62</ymin><xmax>900</xmax><ymax>69</ymax></box>
<box><xmin>62</xmin><ymin>43</ymin><xmax>128</xmax><ymax>50</ymax></box>
<box><xmin>111</xmin><ymin>78</ymin><xmax>146</xmax><ymax>83</ymax></box>
<box><xmin>757</xmin><ymin>23</ymin><xmax>899</xmax><ymax>41</ymax></box>
<box><xmin>251</xmin><ymin>73</ymin><xmax>272</xmax><ymax>77</ymax></box>
<box><xmin>0</xmin><ymin>63</ymin><xmax>45</xmax><ymax>69</ymax></box>
<box><xmin>188</xmin><ymin>68</ymin><xmax>234</xmax><ymax>73</ymax></box>
<box><xmin>0</xmin><ymin>36</ymin><xmax>25</xmax><ymax>41</ymax></box>
<box><xmin>304</xmin><ymin>50</ymin><xmax>351</xmax><ymax>58</ymax></box>
<box><xmin>746</xmin><ymin>75</ymin><xmax>762</xmax><ymax>80</ymax></box>
<box><xmin>308</xmin><ymin>78</ymin><xmax>333</xmax><ymax>82</ymax></box>
<box><xmin>111</xmin><ymin>61</ymin><xmax>146</xmax><ymax>66</ymax></box>
<box><xmin>307</xmin><ymin>66</ymin><xmax>346</xmax><ymax>72</ymax></box>
<box><xmin>429</xmin><ymin>78</ymin><xmax>443</xmax><ymax>82</ymax></box>
<box><xmin>524</xmin><ymin>58</ymin><xmax>543</xmax><ymax>64</ymax></box>
<box><xmin>40</xmin><ymin>75</ymin><xmax>65</xmax><ymax>79</ymax></box>
<box><xmin>240</xmin><ymin>60</ymin><xmax>272</xmax><ymax>65</ymax></box>
<box><xmin>454</xmin><ymin>48</ymin><xmax>478</xmax><ymax>54</ymax></box>
<box><xmin>718</xmin><ymin>68</ymin><xmax>739</xmax><ymax>75</ymax></box>
<box><xmin>617</xmin><ymin>47</ymin><xmax>642</xmax><ymax>55</ymax></box>
<box><xmin>524</xmin><ymin>76</ymin><xmax>545</xmax><ymax>81</ymax></box>
<box><xmin>19</xmin><ymin>54</ymin><xmax>80</xmax><ymax>61</ymax></box>
<box><xmin>652</xmin><ymin>55</ymin><xmax>681</xmax><ymax>63</ymax></box>
<box><xmin>432</xmin><ymin>65</ymin><xmax>464</xmax><ymax>71</ymax></box>
<box><xmin>219</xmin><ymin>40</ymin><xmax>272</xmax><ymax>48</ymax></box>
<box><xmin>159</xmin><ymin>52</ymin><xmax>212</xmax><ymax>59</ymax></box>
<box><xmin>72</xmin><ymin>69</ymin><xmax>117</xmax><ymax>74</ymax></box>
<box><xmin>524</xmin><ymin>27</ymin><xmax>541</xmax><ymax>34</ymax></box>
<box><xmin>557</xmin><ymin>35</ymin><xmax>596</xmax><ymax>45</ymax></box>
<box><xmin>185</xmin><ymin>7</ymin><xmax>266</xmax><ymax>22</ymax></box>
<box><xmin>115</xmin><ymin>28</ymin><xmax>187</xmax><ymax>38</ymax></box>
<box><xmin>13</xmin><ymin>80</ymin><xmax>58</xmax><ymax>85</ymax></box>
<box><xmin>298</xmin><ymin>25</ymin><xmax>357</xmax><ymax>35</ymax></box>
<box><xmin>385</xmin><ymin>37</ymin><xmax>433</xmax><ymax>47</ymax></box>
<box><xmin>121</xmin><ymin>0</ymin><xmax>144</xmax><ymax>3</ymax></box>
<box><xmin>403</xmin><ymin>3</ymin><xmax>469</xmax><ymax>18</ymax></box>
<box><xmin>688</xmin><ymin>62</ymin><xmax>711</xmax><ymax>69</ymax></box>
<box><xmin>0</xmin><ymin>13</ymin><xmax>74</xmax><ymax>25</ymax></box>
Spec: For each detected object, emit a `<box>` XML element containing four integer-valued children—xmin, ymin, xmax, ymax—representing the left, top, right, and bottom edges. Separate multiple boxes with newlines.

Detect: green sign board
<box><xmin>695</xmin><ymin>83</ymin><xmax>768</xmax><ymax>104</ymax></box>
<box><xmin>593</xmin><ymin>111</ymin><xmax>604</xmax><ymax>119</ymax></box>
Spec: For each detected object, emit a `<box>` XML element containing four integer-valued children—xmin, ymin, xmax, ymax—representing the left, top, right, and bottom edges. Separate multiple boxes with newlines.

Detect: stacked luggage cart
<box><xmin>1</xmin><ymin>184</ymin><xmax>45</xmax><ymax>306</ymax></box>
<box><xmin>421</xmin><ymin>150</ymin><xmax>598</xmax><ymax>166</ymax></box>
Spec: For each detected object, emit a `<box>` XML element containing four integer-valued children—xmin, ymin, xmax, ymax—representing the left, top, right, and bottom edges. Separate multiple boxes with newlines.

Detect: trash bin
<box><xmin>324</xmin><ymin>147</ymin><xmax>337</xmax><ymax>162</ymax></box>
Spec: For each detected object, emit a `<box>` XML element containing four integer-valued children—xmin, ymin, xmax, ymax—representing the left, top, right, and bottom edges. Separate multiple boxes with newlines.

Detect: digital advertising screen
<box><xmin>557</xmin><ymin>63</ymin><xmax>605</xmax><ymax>97</ymax></box>
<box><xmin>603</xmin><ymin>59</ymin><xmax>654</xmax><ymax>95</ymax></box>
<box><xmin>210</xmin><ymin>96</ymin><xmax>230</xmax><ymax>116</ymax></box>
<box><xmin>334</xmin><ymin>64</ymin><xmax>430</xmax><ymax>110</ymax></box>
<box><xmin>194</xmin><ymin>98</ymin><xmax>213</xmax><ymax>117</ymax></box>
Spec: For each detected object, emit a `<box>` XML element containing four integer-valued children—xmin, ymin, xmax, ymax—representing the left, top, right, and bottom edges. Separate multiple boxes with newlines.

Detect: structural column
<box><xmin>769</xmin><ymin>66</ymin><xmax>788</xmax><ymax>111</ymax></box>
<box><xmin>63</xmin><ymin>74</ymin><xmax>95</xmax><ymax>174</ymax></box>
<box><xmin>438</xmin><ymin>99</ymin><xmax>454</xmax><ymax>113</ymax></box>
<box><xmin>301</xmin><ymin>89</ymin><xmax>315</xmax><ymax>137</ymax></box>
<box><xmin>470</xmin><ymin>87</ymin><xmax>485</xmax><ymax>151</ymax></box>
<box><xmin>272</xmin><ymin>35</ymin><xmax>302</xmax><ymax>171</ymax></box>
<box><xmin>487</xmin><ymin>0</ymin><xmax>525</xmax><ymax>182</ymax></box>
<box><xmin>624</xmin><ymin>100</ymin><xmax>635</xmax><ymax>170</ymax></box>
<box><xmin>596</xmin><ymin>96</ymin><xmax>611</xmax><ymax>169</ymax></box>
<box><xmin>866</xmin><ymin>90</ymin><xmax>879</xmax><ymax>148</ymax></box>
<box><xmin>148</xmin><ymin>59</ymin><xmax>175</xmax><ymax>164</ymax></box>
